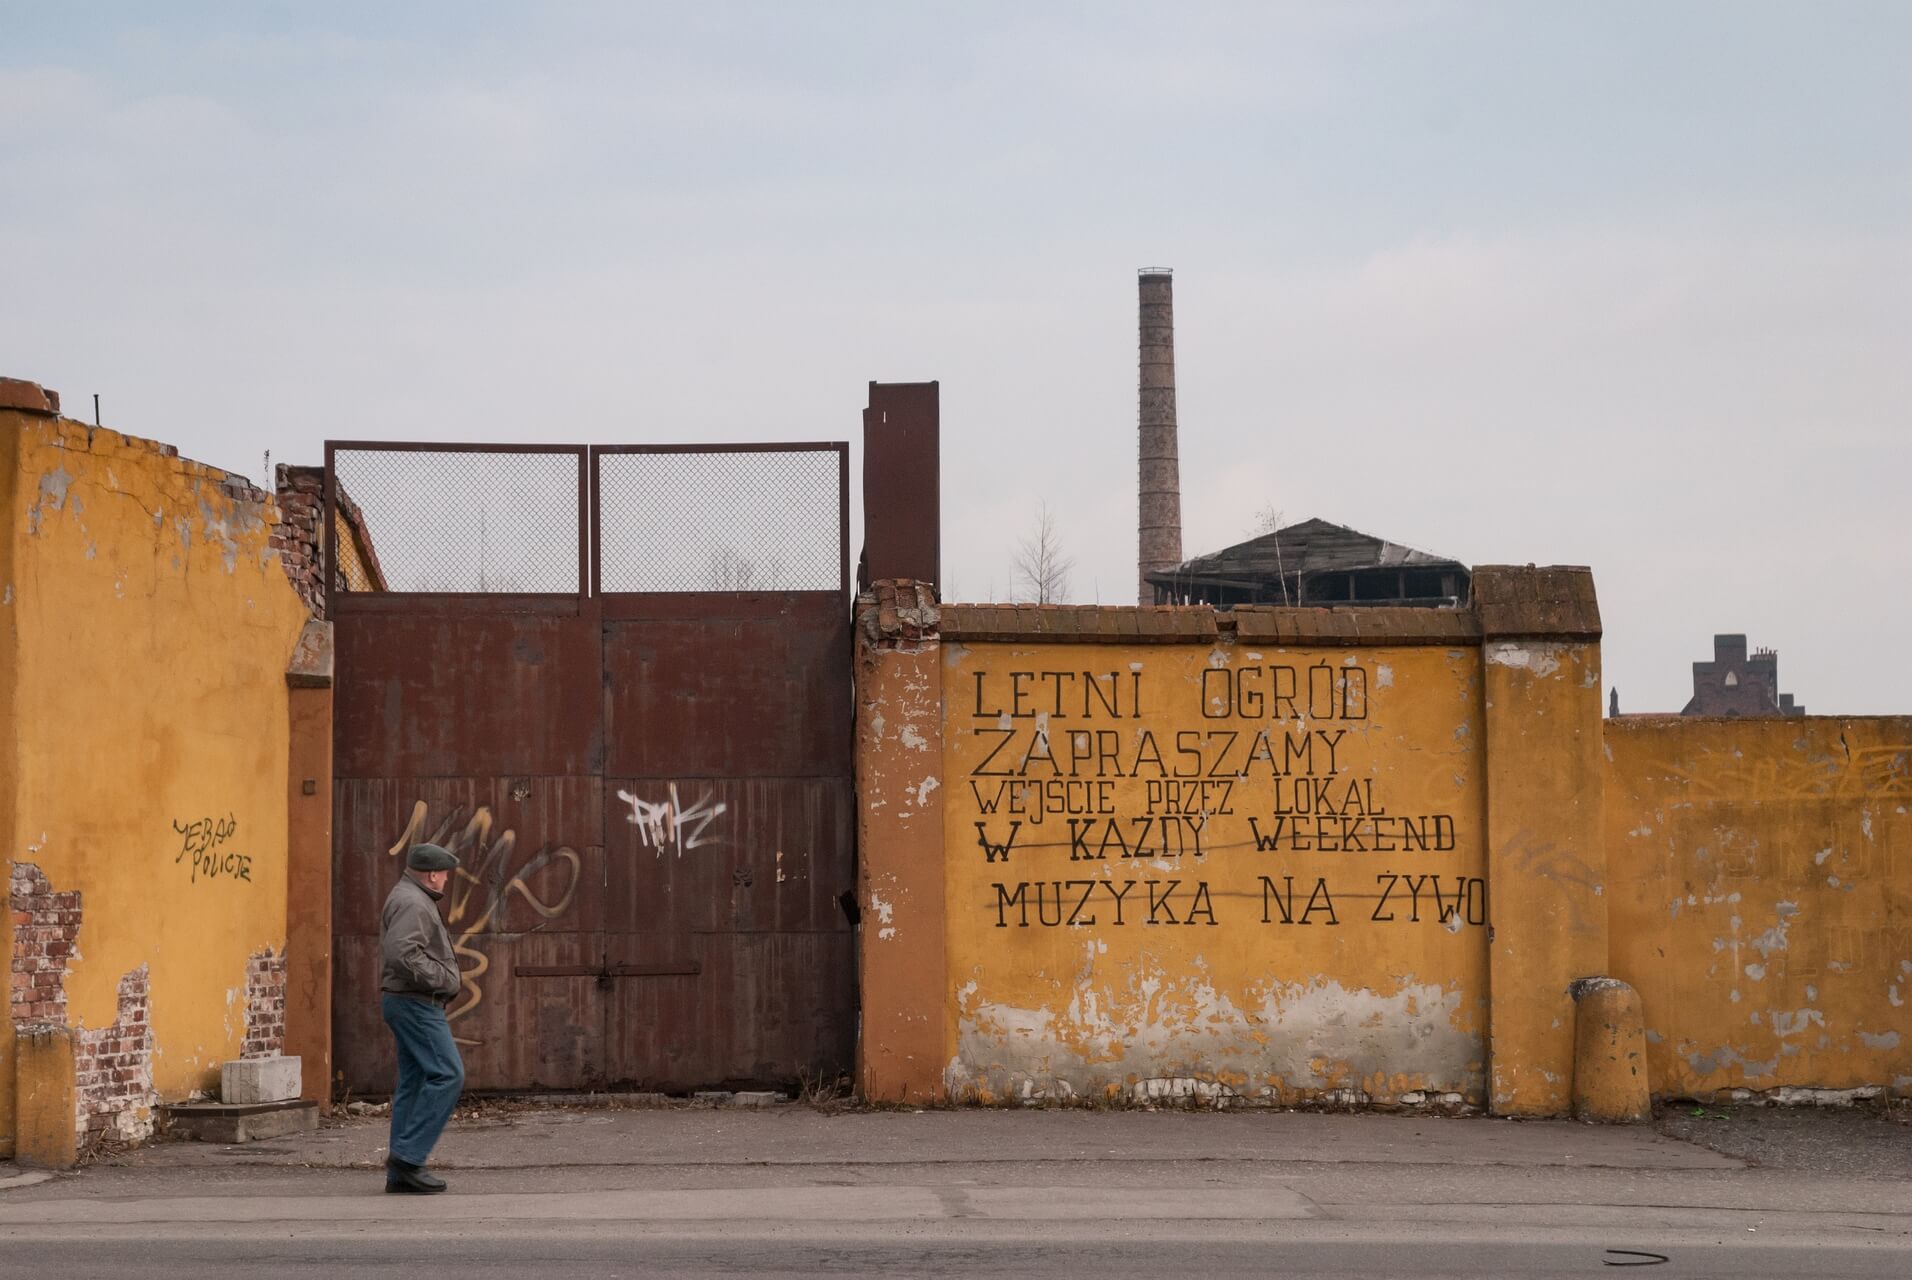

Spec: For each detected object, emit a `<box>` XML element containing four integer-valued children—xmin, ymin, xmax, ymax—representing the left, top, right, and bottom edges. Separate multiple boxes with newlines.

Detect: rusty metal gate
<box><xmin>325</xmin><ymin>441</ymin><xmax>853</xmax><ymax>1094</ymax></box>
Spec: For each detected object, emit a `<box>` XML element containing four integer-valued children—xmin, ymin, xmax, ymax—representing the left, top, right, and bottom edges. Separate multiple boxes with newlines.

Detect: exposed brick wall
<box><xmin>10</xmin><ymin>862</ymin><xmax>80</xmax><ymax>1027</ymax></box>
<box><xmin>73</xmin><ymin>966</ymin><xmax>155</xmax><ymax>1145</ymax></box>
<box><xmin>242</xmin><ymin>946</ymin><xmax>287</xmax><ymax>1059</ymax></box>
<box><xmin>858</xmin><ymin>580</ymin><xmax>941</xmax><ymax>651</ymax></box>
<box><xmin>273</xmin><ymin>464</ymin><xmax>326</xmax><ymax>616</ymax></box>
<box><xmin>11</xmin><ymin>864</ymin><xmax>158</xmax><ymax>1147</ymax></box>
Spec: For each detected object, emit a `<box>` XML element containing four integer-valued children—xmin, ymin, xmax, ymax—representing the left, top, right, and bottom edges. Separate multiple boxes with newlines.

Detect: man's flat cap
<box><xmin>406</xmin><ymin>843</ymin><xmax>460</xmax><ymax>872</ymax></box>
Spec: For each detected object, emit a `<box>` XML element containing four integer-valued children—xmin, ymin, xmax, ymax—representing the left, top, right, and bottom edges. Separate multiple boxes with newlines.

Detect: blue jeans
<box><xmin>382</xmin><ymin>993</ymin><xmax>465</xmax><ymax>1166</ymax></box>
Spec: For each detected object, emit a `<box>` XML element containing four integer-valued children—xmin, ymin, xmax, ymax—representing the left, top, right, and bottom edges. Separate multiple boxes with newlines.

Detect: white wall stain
<box><xmin>948</xmin><ymin>972</ymin><xmax>1479</xmax><ymax>1102</ymax></box>
<box><xmin>1483</xmin><ymin>640</ymin><xmax>1565</xmax><ymax>677</ymax></box>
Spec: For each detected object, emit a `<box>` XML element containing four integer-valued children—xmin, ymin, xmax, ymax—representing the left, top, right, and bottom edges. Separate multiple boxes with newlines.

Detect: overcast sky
<box><xmin>4</xmin><ymin>2</ymin><xmax>1906</xmax><ymax>712</ymax></box>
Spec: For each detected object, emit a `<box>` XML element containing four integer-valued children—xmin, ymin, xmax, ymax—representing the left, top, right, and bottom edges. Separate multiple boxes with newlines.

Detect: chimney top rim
<box><xmin>1137</xmin><ymin>267</ymin><xmax>1174</xmax><ymax>277</ymax></box>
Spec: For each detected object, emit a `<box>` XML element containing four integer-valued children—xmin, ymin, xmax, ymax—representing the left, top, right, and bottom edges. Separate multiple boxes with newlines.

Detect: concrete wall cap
<box><xmin>0</xmin><ymin>377</ymin><xmax>59</xmax><ymax>416</ymax></box>
<box><xmin>285</xmin><ymin>619</ymin><xmax>334</xmax><ymax>687</ymax></box>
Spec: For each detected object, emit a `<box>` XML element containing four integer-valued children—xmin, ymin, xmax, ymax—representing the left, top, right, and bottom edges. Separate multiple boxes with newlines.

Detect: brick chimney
<box><xmin>1137</xmin><ymin>269</ymin><xmax>1182</xmax><ymax>603</ymax></box>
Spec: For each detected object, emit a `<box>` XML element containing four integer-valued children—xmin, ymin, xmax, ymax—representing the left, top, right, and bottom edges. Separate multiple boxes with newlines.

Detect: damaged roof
<box><xmin>1160</xmin><ymin>517</ymin><xmax>1464</xmax><ymax>581</ymax></box>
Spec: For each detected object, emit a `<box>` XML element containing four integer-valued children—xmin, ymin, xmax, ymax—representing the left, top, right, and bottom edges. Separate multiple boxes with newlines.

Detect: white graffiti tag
<box><xmin>617</xmin><ymin>783</ymin><xmax>728</xmax><ymax>857</ymax></box>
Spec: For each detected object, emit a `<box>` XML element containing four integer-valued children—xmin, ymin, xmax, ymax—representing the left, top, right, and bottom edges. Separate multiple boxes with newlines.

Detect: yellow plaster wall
<box><xmin>1607</xmin><ymin>717</ymin><xmax>1912</xmax><ymax>1099</ymax></box>
<box><xmin>0</xmin><ymin>420</ymin><xmax>19</xmax><ymax>1147</ymax></box>
<box><xmin>1</xmin><ymin>410</ymin><xmax>310</xmax><ymax>1128</ymax></box>
<box><xmin>1480</xmin><ymin>637</ymin><xmax>1608</xmax><ymax>1116</ymax></box>
<box><xmin>942</xmin><ymin>640</ymin><xmax>1488</xmax><ymax>1105</ymax></box>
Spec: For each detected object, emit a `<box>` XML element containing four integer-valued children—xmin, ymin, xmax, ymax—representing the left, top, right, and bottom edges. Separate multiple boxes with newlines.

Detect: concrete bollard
<box><xmin>14</xmin><ymin>1026</ymin><xmax>79</xmax><ymax>1169</ymax></box>
<box><xmin>1568</xmin><ymin>976</ymin><xmax>1651</xmax><ymax>1123</ymax></box>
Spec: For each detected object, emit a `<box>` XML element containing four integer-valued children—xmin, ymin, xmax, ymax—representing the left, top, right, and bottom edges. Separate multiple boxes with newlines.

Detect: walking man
<box><xmin>379</xmin><ymin>842</ymin><xmax>465</xmax><ymax>1193</ymax></box>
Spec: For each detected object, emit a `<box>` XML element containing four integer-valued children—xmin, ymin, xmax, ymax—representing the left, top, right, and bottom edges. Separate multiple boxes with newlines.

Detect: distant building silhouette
<box><xmin>1147</xmin><ymin>518</ymin><xmax>1469</xmax><ymax>609</ymax></box>
<box><xmin>1682</xmin><ymin>634</ymin><xmax>1804</xmax><ymax>717</ymax></box>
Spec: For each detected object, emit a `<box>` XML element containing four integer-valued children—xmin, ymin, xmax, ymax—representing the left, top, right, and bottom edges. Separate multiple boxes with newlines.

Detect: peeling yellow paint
<box><xmin>942</xmin><ymin>642</ymin><xmax>1487</xmax><ymax>1104</ymax></box>
<box><xmin>1</xmin><ymin>409</ymin><xmax>308</xmax><ymax>1146</ymax></box>
<box><xmin>1608</xmin><ymin>717</ymin><xmax>1912</xmax><ymax>1098</ymax></box>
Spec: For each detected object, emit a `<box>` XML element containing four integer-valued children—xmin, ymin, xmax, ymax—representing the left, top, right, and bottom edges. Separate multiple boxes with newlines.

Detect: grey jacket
<box><xmin>380</xmin><ymin>874</ymin><xmax>461</xmax><ymax>1003</ymax></box>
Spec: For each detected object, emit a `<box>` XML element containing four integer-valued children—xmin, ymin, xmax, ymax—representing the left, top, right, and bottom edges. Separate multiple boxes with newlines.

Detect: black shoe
<box><xmin>385</xmin><ymin>1156</ymin><xmax>448</xmax><ymax>1194</ymax></box>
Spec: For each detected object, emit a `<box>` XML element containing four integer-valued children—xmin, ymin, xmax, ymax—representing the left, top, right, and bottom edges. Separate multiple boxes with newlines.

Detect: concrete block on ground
<box><xmin>161</xmin><ymin>1099</ymin><xmax>319</xmax><ymax>1143</ymax></box>
<box><xmin>222</xmin><ymin>1055</ymin><xmax>302</xmax><ymax>1105</ymax></box>
<box><xmin>730</xmin><ymin>1091</ymin><xmax>788</xmax><ymax>1108</ymax></box>
<box><xmin>692</xmin><ymin>1091</ymin><xmax>735</xmax><ymax>1105</ymax></box>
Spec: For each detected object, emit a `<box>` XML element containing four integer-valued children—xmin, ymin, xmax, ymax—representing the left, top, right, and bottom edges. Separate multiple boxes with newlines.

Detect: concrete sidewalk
<box><xmin>0</xmin><ymin>1104</ymin><xmax>1905</xmax><ymax>1278</ymax></box>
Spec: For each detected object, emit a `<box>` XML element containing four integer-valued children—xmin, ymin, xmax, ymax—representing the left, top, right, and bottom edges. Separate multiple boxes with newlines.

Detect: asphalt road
<box><xmin>1</xmin><ymin>1220</ymin><xmax>1907</xmax><ymax>1279</ymax></box>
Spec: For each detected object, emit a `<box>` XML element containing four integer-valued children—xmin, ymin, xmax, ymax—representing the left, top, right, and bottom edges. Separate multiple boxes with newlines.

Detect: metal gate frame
<box><xmin>324</xmin><ymin>439</ymin><xmax>855</xmax><ymax>1094</ymax></box>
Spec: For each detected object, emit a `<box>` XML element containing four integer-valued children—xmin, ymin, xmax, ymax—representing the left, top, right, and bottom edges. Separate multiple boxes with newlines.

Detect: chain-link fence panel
<box><xmin>596</xmin><ymin>447</ymin><xmax>844</xmax><ymax>593</ymax></box>
<box><xmin>328</xmin><ymin>447</ymin><xmax>583</xmax><ymax>594</ymax></box>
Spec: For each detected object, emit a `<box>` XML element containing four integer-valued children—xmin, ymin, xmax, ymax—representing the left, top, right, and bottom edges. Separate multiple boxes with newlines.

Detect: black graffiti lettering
<box><xmin>1433</xmin><ymin>875</ymin><xmax>1461</xmax><ymax>923</ymax></box>
<box><xmin>174</xmin><ymin>812</ymin><xmax>248</xmax><ymax>885</ymax></box>
<box><xmin>1318</xmin><ymin>729</ymin><xmax>1346</xmax><ymax>774</ymax></box>
<box><xmin>1259</xmin><ymin>875</ymin><xmax>1337</xmax><ymax>924</ymax></box>
<box><xmin>1248</xmin><ymin>816</ymin><xmax>1283</xmax><ymax>852</ymax></box>
<box><xmin>1147</xmin><ymin>880</ymin><xmax>1182</xmax><ymax>925</ymax></box>
<box><xmin>989</xmin><ymin>879</ymin><xmax>1186</xmax><ymax>928</ymax></box>
<box><xmin>1272</xmin><ymin>665</ymin><xmax>1299</xmax><ymax>719</ymax></box>
<box><xmin>1175</xmin><ymin>730</ymin><xmax>1203</xmax><ymax>778</ymax></box>
<box><xmin>1009</xmin><ymin>671</ymin><xmax>1035</xmax><ymax>718</ymax></box>
<box><xmin>1133</xmin><ymin>730</ymin><xmax>1166</xmax><ymax>776</ymax></box>
<box><xmin>1262</xmin><ymin>875</ymin><xmax>1295</xmax><ymax>923</ymax></box>
<box><xmin>1466</xmin><ymin>877</ymin><xmax>1488</xmax><ymax>925</ymax></box>
<box><xmin>1067</xmin><ymin>730</ymin><xmax>1094</xmax><ymax>776</ymax></box>
<box><xmin>1302</xmin><ymin>878</ymin><xmax>1339</xmax><ymax>925</ymax></box>
<box><xmin>1205</xmin><ymin>731</ymin><xmax>1238</xmax><ymax>778</ymax></box>
<box><xmin>1129</xmin><ymin>816</ymin><xmax>1157</xmax><ymax>858</ymax></box>
<box><xmin>972</xmin><ymin>727</ymin><xmax>1016</xmax><ymax>776</ymax></box>
<box><xmin>1338</xmin><ymin>816</ymin><xmax>1367</xmax><ymax>852</ymax></box>
<box><xmin>1020</xmin><ymin>730</ymin><xmax>1060</xmax><ymax>776</ymax></box>
<box><xmin>1085</xmin><ymin>672</ymin><xmax>1121</xmax><ymax>719</ymax></box>
<box><xmin>1401</xmin><ymin>874</ymin><xmax>1428</xmax><ymax>923</ymax></box>
<box><xmin>1096</xmin><ymin>730</ymin><xmax>1127</xmax><ymax>777</ymax></box>
<box><xmin>969</xmin><ymin>780</ymin><xmax>1008</xmax><ymax>813</ymax></box>
<box><xmin>1372</xmin><ymin>873</ymin><xmax>1398</xmax><ymax>921</ymax></box>
<box><xmin>1038</xmin><ymin>672</ymin><xmax>1070</xmax><ymax>715</ymax></box>
<box><xmin>1185</xmin><ymin>881</ymin><xmax>1217</xmax><ymax>926</ymax></box>
<box><xmin>1200</xmin><ymin>668</ymin><xmax>1232</xmax><ymax>719</ymax></box>
<box><xmin>1308</xmin><ymin>663</ymin><xmax>1337</xmax><ymax>718</ymax></box>
<box><xmin>1096</xmin><ymin>819</ymin><xmax>1132</xmax><ymax>859</ymax></box>
<box><xmin>1282</xmin><ymin>731</ymin><xmax>1313</xmax><ymax>775</ymax></box>
<box><xmin>1067</xmin><ymin>879</ymin><xmax>1099</xmax><ymax>926</ymax></box>
<box><xmin>1341</xmin><ymin>666</ymin><xmax>1368</xmax><ymax>719</ymax></box>
<box><xmin>1068</xmin><ymin>819</ymin><xmax>1097</xmax><ymax>861</ymax></box>
<box><xmin>975</xmin><ymin>821</ymin><xmax>1022</xmax><ymax>863</ymax></box>
<box><xmin>973</xmin><ymin>671</ymin><xmax>995</xmax><ymax>717</ymax></box>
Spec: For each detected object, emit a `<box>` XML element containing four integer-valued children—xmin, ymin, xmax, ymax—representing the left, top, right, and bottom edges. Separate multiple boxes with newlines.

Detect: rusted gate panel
<box><xmin>329</xmin><ymin>440</ymin><xmax>854</xmax><ymax>1095</ymax></box>
<box><xmin>593</xmin><ymin>446</ymin><xmax>853</xmax><ymax>1088</ymax></box>
<box><xmin>327</xmin><ymin>444</ymin><xmax>606</xmax><ymax>1094</ymax></box>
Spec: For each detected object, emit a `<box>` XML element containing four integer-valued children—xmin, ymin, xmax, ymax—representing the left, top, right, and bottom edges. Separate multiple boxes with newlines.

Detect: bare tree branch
<box><xmin>1014</xmin><ymin>502</ymin><xmax>1074</xmax><ymax>604</ymax></box>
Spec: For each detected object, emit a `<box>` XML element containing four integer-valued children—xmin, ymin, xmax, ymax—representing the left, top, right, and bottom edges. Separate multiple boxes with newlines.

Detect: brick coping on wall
<box><xmin>863</xmin><ymin>566</ymin><xmax>1600</xmax><ymax>648</ymax></box>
